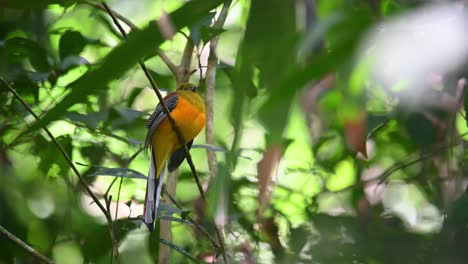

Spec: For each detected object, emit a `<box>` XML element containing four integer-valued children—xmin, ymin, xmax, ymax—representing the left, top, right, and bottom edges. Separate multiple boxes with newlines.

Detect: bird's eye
<box><xmin>188</xmin><ymin>86</ymin><xmax>197</xmax><ymax>91</ymax></box>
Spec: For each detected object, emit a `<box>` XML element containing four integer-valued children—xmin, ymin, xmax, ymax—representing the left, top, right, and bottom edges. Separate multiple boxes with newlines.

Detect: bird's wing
<box><xmin>144</xmin><ymin>93</ymin><xmax>179</xmax><ymax>150</ymax></box>
<box><xmin>143</xmin><ymin>93</ymin><xmax>178</xmax><ymax>231</ymax></box>
<box><xmin>167</xmin><ymin>140</ymin><xmax>193</xmax><ymax>172</ymax></box>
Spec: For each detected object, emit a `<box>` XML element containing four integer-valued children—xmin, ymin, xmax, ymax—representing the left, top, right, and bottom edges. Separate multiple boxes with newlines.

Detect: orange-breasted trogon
<box><xmin>143</xmin><ymin>83</ymin><xmax>206</xmax><ymax>231</ymax></box>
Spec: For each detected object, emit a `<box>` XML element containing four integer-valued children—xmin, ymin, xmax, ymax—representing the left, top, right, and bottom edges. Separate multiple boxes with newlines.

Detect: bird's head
<box><xmin>177</xmin><ymin>83</ymin><xmax>197</xmax><ymax>92</ymax></box>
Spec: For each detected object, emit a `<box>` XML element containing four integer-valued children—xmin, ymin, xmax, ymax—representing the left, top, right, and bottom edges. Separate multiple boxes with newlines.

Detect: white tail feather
<box><xmin>144</xmin><ymin>150</ymin><xmax>166</xmax><ymax>230</ymax></box>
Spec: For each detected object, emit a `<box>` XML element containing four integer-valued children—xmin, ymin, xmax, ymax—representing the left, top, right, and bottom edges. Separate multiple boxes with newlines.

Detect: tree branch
<box><xmin>203</xmin><ymin>1</ymin><xmax>232</xmax><ymax>263</ymax></box>
<box><xmin>0</xmin><ymin>225</ymin><xmax>54</xmax><ymax>264</ymax></box>
<box><xmin>177</xmin><ymin>36</ymin><xmax>195</xmax><ymax>84</ymax></box>
<box><xmin>0</xmin><ymin>77</ymin><xmax>120</xmax><ymax>264</ymax></box>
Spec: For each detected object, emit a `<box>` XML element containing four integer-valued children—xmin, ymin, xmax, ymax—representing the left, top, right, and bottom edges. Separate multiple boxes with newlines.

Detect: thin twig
<box><xmin>115</xmin><ymin>177</ymin><xmax>124</xmax><ymax>220</ymax></box>
<box><xmin>162</xmin><ymin>189</ymin><xmax>220</xmax><ymax>249</ymax></box>
<box><xmin>0</xmin><ymin>77</ymin><xmax>120</xmax><ymax>264</ymax></box>
<box><xmin>0</xmin><ymin>225</ymin><xmax>54</xmax><ymax>264</ymax></box>
<box><xmin>101</xmin><ymin>2</ymin><xmax>206</xmax><ymax>201</ymax></box>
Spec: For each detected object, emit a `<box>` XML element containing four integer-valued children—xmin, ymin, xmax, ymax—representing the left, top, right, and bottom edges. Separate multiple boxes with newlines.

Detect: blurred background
<box><xmin>1</xmin><ymin>0</ymin><xmax>468</xmax><ymax>263</ymax></box>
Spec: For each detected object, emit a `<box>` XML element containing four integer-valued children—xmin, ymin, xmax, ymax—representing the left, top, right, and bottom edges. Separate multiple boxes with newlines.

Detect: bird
<box><xmin>143</xmin><ymin>83</ymin><xmax>206</xmax><ymax>231</ymax></box>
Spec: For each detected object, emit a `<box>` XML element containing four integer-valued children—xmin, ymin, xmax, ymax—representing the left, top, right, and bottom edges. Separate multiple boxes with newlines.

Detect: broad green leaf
<box><xmin>59</xmin><ymin>30</ymin><xmax>88</xmax><ymax>60</ymax></box>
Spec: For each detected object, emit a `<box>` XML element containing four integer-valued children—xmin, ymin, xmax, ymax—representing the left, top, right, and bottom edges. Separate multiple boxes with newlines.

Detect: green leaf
<box><xmin>59</xmin><ymin>30</ymin><xmax>88</xmax><ymax>60</ymax></box>
<box><xmin>189</xmin><ymin>11</ymin><xmax>216</xmax><ymax>44</ymax></box>
<box><xmin>126</xmin><ymin>87</ymin><xmax>144</xmax><ymax>107</ymax></box>
<box><xmin>34</xmin><ymin>134</ymin><xmax>73</xmax><ymax>178</ymax></box>
<box><xmin>2</xmin><ymin>37</ymin><xmax>52</xmax><ymax>72</ymax></box>
<box><xmin>219</xmin><ymin>62</ymin><xmax>257</xmax><ymax>98</ymax></box>
<box><xmin>200</xmin><ymin>26</ymin><xmax>226</xmax><ymax>44</ymax></box>
<box><xmin>26</xmin><ymin>0</ymin><xmax>225</xmax><ymax>133</ymax></box>
<box><xmin>59</xmin><ymin>30</ymin><xmax>105</xmax><ymax>60</ymax></box>
<box><xmin>88</xmin><ymin>167</ymin><xmax>146</xmax><ymax>179</ymax></box>
<box><xmin>80</xmin><ymin>143</ymin><xmax>107</xmax><ymax>165</ymax></box>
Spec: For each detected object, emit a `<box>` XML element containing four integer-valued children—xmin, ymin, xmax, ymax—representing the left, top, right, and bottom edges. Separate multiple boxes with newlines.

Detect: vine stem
<box><xmin>0</xmin><ymin>225</ymin><xmax>54</xmax><ymax>264</ymax></box>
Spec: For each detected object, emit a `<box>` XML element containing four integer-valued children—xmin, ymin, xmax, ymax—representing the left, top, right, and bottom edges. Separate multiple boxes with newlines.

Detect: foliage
<box><xmin>1</xmin><ymin>0</ymin><xmax>468</xmax><ymax>263</ymax></box>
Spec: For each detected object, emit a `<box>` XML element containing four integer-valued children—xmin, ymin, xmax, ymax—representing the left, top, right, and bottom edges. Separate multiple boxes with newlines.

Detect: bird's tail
<box><xmin>143</xmin><ymin>149</ymin><xmax>167</xmax><ymax>231</ymax></box>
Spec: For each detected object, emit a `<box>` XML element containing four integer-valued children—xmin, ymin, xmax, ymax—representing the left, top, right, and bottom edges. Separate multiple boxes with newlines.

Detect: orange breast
<box><xmin>152</xmin><ymin>97</ymin><xmax>206</xmax><ymax>152</ymax></box>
